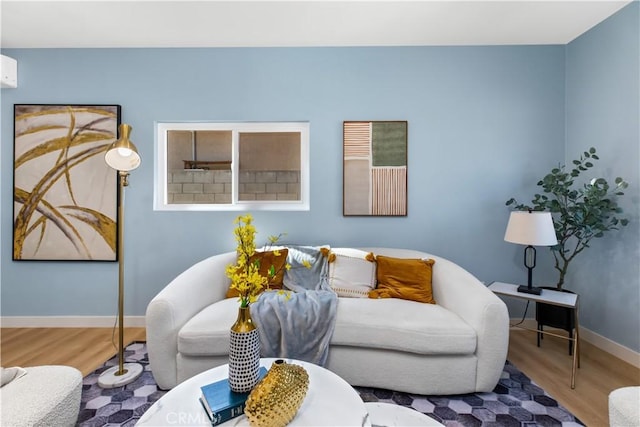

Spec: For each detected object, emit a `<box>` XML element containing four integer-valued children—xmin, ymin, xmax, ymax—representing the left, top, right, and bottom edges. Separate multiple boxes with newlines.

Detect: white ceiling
<box><xmin>0</xmin><ymin>1</ymin><xmax>632</xmax><ymax>49</ymax></box>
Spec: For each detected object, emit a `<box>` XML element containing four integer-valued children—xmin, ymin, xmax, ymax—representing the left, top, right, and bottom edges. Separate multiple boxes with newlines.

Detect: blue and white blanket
<box><xmin>250</xmin><ymin>245</ymin><xmax>337</xmax><ymax>366</ymax></box>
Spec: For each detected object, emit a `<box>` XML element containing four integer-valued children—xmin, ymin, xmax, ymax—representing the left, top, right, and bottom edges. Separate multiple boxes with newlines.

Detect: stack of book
<box><xmin>199</xmin><ymin>367</ymin><xmax>268</xmax><ymax>426</ymax></box>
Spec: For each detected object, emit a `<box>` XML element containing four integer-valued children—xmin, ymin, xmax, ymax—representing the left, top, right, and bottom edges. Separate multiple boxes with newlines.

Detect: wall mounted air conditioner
<box><xmin>1</xmin><ymin>54</ymin><xmax>18</xmax><ymax>88</ymax></box>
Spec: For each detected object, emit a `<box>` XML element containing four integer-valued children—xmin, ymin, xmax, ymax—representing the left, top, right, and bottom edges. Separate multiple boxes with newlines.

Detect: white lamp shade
<box><xmin>105</xmin><ymin>124</ymin><xmax>141</xmax><ymax>172</ymax></box>
<box><xmin>504</xmin><ymin>211</ymin><xmax>558</xmax><ymax>246</ymax></box>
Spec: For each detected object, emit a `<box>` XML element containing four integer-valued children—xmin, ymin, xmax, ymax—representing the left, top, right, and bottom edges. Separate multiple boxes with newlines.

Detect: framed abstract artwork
<box><xmin>343</xmin><ymin>121</ymin><xmax>408</xmax><ymax>216</ymax></box>
<box><xmin>13</xmin><ymin>104</ymin><xmax>121</xmax><ymax>261</ymax></box>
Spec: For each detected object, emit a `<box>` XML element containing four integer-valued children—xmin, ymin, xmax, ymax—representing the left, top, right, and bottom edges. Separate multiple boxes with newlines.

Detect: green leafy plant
<box><xmin>506</xmin><ymin>147</ymin><xmax>628</xmax><ymax>290</ymax></box>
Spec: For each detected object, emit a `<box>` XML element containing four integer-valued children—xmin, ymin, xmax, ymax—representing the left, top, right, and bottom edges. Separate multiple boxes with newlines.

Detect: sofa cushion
<box><xmin>328</xmin><ymin>248</ymin><xmax>376</xmax><ymax>298</ymax></box>
<box><xmin>331</xmin><ymin>297</ymin><xmax>476</xmax><ymax>355</ymax></box>
<box><xmin>179</xmin><ymin>295</ymin><xmax>477</xmax><ymax>357</ymax></box>
<box><xmin>369</xmin><ymin>256</ymin><xmax>436</xmax><ymax>304</ymax></box>
<box><xmin>179</xmin><ymin>298</ymin><xmax>240</xmax><ymax>356</ymax></box>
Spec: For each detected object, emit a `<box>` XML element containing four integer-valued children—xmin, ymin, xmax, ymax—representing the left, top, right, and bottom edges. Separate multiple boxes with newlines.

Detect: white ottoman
<box><xmin>1</xmin><ymin>365</ymin><xmax>82</xmax><ymax>427</ymax></box>
<box><xmin>609</xmin><ymin>386</ymin><xmax>640</xmax><ymax>427</ymax></box>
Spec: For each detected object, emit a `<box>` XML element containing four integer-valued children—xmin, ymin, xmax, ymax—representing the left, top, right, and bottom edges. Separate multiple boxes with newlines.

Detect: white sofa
<box><xmin>146</xmin><ymin>248</ymin><xmax>509</xmax><ymax>395</ymax></box>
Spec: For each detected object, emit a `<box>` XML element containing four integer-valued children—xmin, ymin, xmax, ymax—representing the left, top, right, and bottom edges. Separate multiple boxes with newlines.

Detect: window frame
<box><xmin>154</xmin><ymin>121</ymin><xmax>310</xmax><ymax>211</ymax></box>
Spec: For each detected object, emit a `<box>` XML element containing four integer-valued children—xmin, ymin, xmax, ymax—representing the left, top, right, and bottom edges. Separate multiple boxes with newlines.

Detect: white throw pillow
<box><xmin>329</xmin><ymin>248</ymin><xmax>376</xmax><ymax>298</ymax></box>
<box><xmin>1</xmin><ymin>366</ymin><xmax>27</xmax><ymax>387</ymax></box>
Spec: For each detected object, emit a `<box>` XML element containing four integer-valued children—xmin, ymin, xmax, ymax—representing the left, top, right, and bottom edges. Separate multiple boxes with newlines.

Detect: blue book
<box><xmin>199</xmin><ymin>367</ymin><xmax>267</xmax><ymax>426</ymax></box>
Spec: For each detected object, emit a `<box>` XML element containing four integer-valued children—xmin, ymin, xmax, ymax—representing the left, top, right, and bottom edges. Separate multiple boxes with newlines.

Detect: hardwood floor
<box><xmin>508</xmin><ymin>329</ymin><xmax>639</xmax><ymax>426</ymax></box>
<box><xmin>0</xmin><ymin>327</ymin><xmax>146</xmax><ymax>376</ymax></box>
<box><xmin>1</xmin><ymin>327</ymin><xmax>638</xmax><ymax>426</ymax></box>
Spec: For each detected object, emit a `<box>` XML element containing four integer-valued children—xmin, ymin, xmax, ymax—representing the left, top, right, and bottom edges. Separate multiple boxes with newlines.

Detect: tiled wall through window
<box><xmin>168</xmin><ymin>170</ymin><xmax>300</xmax><ymax>203</ymax></box>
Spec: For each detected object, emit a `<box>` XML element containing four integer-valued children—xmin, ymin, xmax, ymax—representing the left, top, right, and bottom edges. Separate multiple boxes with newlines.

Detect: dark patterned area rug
<box><xmin>355</xmin><ymin>364</ymin><xmax>584</xmax><ymax>426</ymax></box>
<box><xmin>77</xmin><ymin>342</ymin><xmax>583</xmax><ymax>426</ymax></box>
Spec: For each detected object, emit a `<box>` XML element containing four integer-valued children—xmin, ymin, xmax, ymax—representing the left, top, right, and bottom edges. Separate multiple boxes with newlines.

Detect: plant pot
<box><xmin>535</xmin><ymin>287</ymin><xmax>576</xmax><ymax>355</ymax></box>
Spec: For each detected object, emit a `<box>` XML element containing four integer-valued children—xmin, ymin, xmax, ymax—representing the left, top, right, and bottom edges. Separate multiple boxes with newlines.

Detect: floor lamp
<box><xmin>504</xmin><ymin>210</ymin><xmax>558</xmax><ymax>295</ymax></box>
<box><xmin>98</xmin><ymin>124</ymin><xmax>144</xmax><ymax>389</ymax></box>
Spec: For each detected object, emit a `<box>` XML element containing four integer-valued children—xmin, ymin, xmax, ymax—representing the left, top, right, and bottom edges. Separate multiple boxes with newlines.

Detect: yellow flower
<box><xmin>225</xmin><ymin>214</ymin><xmax>311</xmax><ymax>307</ymax></box>
<box><xmin>225</xmin><ymin>214</ymin><xmax>289</xmax><ymax>308</ymax></box>
<box><xmin>268</xmin><ymin>235</ymin><xmax>280</xmax><ymax>244</ymax></box>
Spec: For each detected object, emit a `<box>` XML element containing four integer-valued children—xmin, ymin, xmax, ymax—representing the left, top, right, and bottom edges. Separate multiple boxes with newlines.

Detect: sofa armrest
<box><xmin>361</xmin><ymin>248</ymin><xmax>509</xmax><ymax>392</ymax></box>
<box><xmin>146</xmin><ymin>251</ymin><xmax>236</xmax><ymax>389</ymax></box>
<box><xmin>429</xmin><ymin>255</ymin><xmax>509</xmax><ymax>392</ymax></box>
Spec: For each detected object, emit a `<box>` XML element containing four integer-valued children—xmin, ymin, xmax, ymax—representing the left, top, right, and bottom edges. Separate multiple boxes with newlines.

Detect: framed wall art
<box><xmin>343</xmin><ymin>121</ymin><xmax>407</xmax><ymax>216</ymax></box>
<box><xmin>13</xmin><ymin>104</ymin><xmax>121</xmax><ymax>261</ymax></box>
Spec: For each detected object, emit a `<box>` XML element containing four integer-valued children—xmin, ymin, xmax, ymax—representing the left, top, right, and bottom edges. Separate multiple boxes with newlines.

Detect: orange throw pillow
<box><xmin>226</xmin><ymin>249</ymin><xmax>289</xmax><ymax>298</ymax></box>
<box><xmin>369</xmin><ymin>255</ymin><xmax>436</xmax><ymax>304</ymax></box>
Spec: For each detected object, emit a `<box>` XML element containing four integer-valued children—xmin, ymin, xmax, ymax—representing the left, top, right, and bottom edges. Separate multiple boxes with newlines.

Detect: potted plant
<box><xmin>225</xmin><ymin>214</ymin><xmax>291</xmax><ymax>392</ymax></box>
<box><xmin>506</xmin><ymin>147</ymin><xmax>628</xmax><ymax>353</ymax></box>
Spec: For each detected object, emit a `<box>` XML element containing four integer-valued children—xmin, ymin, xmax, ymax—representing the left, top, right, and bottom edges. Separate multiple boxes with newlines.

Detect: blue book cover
<box><xmin>199</xmin><ymin>367</ymin><xmax>267</xmax><ymax>426</ymax></box>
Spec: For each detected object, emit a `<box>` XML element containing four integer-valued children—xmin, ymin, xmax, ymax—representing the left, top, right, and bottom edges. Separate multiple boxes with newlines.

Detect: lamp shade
<box><xmin>105</xmin><ymin>124</ymin><xmax>141</xmax><ymax>172</ymax></box>
<box><xmin>504</xmin><ymin>211</ymin><xmax>558</xmax><ymax>246</ymax></box>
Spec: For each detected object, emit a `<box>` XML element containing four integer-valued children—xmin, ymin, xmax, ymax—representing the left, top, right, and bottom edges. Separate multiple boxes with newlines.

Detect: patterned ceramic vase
<box><xmin>229</xmin><ymin>306</ymin><xmax>261</xmax><ymax>393</ymax></box>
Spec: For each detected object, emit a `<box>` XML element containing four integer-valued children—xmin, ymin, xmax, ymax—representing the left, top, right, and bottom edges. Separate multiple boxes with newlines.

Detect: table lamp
<box><xmin>504</xmin><ymin>210</ymin><xmax>558</xmax><ymax>295</ymax></box>
<box><xmin>99</xmin><ymin>124</ymin><xmax>143</xmax><ymax>388</ymax></box>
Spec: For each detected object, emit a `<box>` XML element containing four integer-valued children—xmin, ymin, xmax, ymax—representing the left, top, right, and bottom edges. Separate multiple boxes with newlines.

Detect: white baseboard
<box><xmin>0</xmin><ymin>316</ymin><xmax>146</xmax><ymax>328</ymax></box>
<box><xmin>579</xmin><ymin>327</ymin><xmax>640</xmax><ymax>369</ymax></box>
<box><xmin>511</xmin><ymin>318</ymin><xmax>640</xmax><ymax>369</ymax></box>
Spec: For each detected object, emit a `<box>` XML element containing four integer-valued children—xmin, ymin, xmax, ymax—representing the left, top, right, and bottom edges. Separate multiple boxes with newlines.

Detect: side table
<box><xmin>488</xmin><ymin>281</ymin><xmax>580</xmax><ymax>389</ymax></box>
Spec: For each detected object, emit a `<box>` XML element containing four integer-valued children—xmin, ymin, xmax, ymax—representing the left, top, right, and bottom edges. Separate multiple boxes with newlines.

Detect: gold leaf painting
<box><xmin>13</xmin><ymin>105</ymin><xmax>121</xmax><ymax>261</ymax></box>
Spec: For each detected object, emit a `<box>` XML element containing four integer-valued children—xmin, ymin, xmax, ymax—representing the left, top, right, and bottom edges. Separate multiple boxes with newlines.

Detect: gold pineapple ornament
<box><xmin>244</xmin><ymin>360</ymin><xmax>309</xmax><ymax>427</ymax></box>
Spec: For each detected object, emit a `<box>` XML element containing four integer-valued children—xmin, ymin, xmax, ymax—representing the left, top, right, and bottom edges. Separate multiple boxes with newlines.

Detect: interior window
<box><xmin>155</xmin><ymin>122</ymin><xmax>309</xmax><ymax>211</ymax></box>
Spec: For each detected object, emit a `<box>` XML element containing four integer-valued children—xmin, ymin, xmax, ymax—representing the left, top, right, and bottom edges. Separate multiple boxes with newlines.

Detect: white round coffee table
<box><xmin>137</xmin><ymin>358</ymin><xmax>370</xmax><ymax>426</ymax></box>
<box><xmin>365</xmin><ymin>402</ymin><xmax>444</xmax><ymax>426</ymax></box>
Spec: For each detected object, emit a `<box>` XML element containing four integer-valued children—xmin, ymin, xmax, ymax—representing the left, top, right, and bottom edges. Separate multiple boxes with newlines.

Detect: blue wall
<box><xmin>1</xmin><ymin>3</ymin><xmax>637</xmax><ymax>352</ymax></box>
<box><xmin>565</xmin><ymin>1</ymin><xmax>640</xmax><ymax>352</ymax></box>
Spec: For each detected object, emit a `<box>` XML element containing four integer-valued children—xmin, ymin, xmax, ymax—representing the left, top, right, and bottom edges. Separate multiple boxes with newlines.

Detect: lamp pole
<box><xmin>116</xmin><ymin>171</ymin><xmax>128</xmax><ymax>376</ymax></box>
<box><xmin>98</xmin><ymin>124</ymin><xmax>143</xmax><ymax>389</ymax></box>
